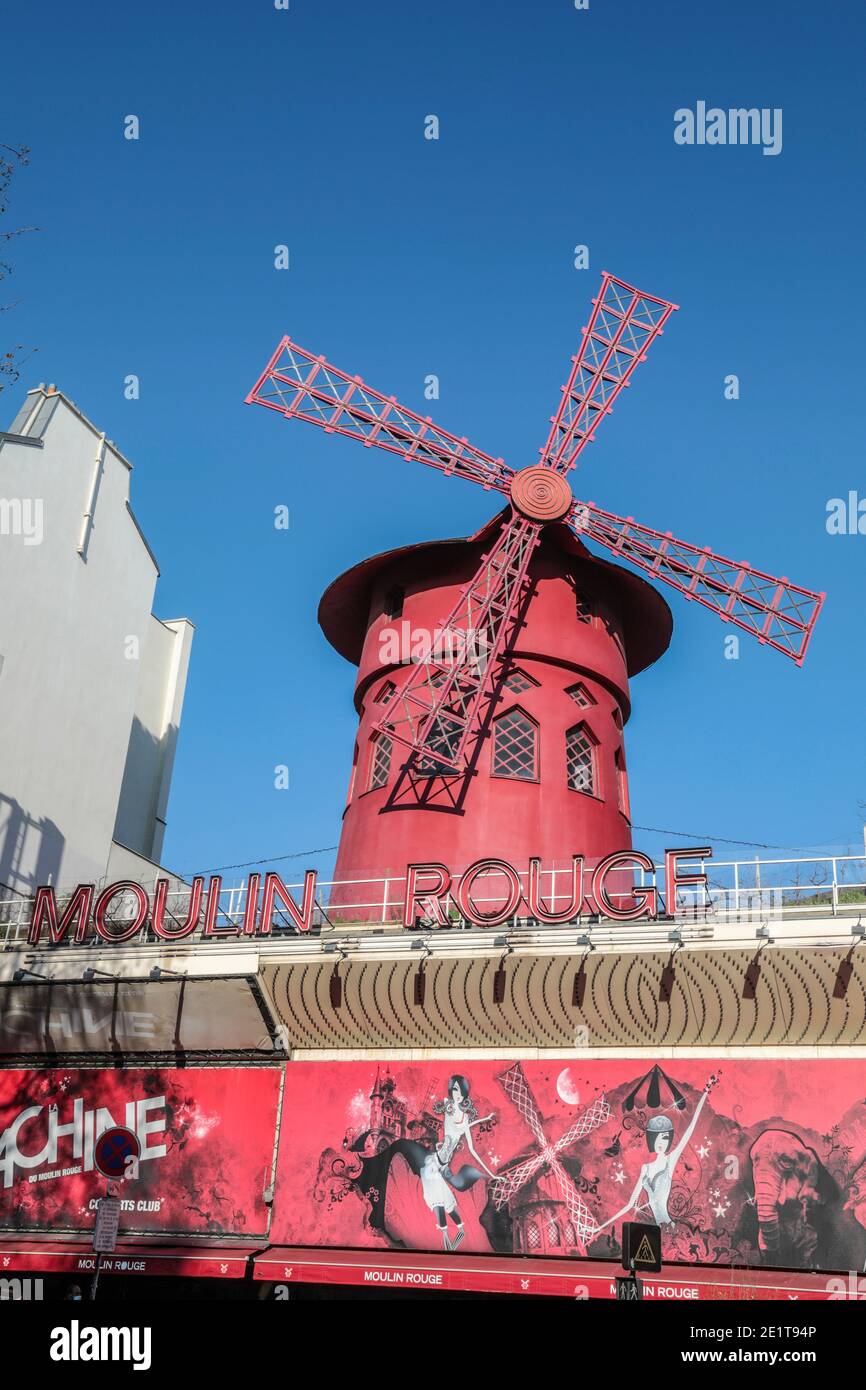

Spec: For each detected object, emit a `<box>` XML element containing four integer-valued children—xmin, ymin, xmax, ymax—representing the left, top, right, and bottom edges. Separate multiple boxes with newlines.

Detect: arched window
<box><xmin>564</xmin><ymin>1222</ymin><xmax>576</xmax><ymax>1248</ymax></box>
<box><xmin>369</xmin><ymin>733</ymin><xmax>392</xmax><ymax>790</ymax></box>
<box><xmin>526</xmin><ymin>1220</ymin><xmax>541</xmax><ymax>1251</ymax></box>
<box><xmin>566</xmin><ymin>723</ymin><xmax>596</xmax><ymax>795</ymax></box>
<box><xmin>547</xmin><ymin>1219</ymin><xmax>561</xmax><ymax>1247</ymax></box>
<box><xmin>492</xmin><ymin>708</ymin><xmax>538</xmax><ymax>781</ymax></box>
<box><xmin>414</xmin><ymin>711</ymin><xmax>462</xmax><ymax>779</ymax></box>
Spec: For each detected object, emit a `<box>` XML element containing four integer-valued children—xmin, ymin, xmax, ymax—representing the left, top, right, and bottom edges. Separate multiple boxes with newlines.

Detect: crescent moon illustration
<box><xmin>556</xmin><ymin>1068</ymin><xmax>581</xmax><ymax>1106</ymax></box>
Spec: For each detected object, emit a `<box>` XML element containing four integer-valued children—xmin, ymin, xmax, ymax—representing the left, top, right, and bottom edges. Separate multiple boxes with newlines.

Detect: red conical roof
<box><xmin>319</xmin><ymin>509</ymin><xmax>672</xmax><ymax>677</ymax></box>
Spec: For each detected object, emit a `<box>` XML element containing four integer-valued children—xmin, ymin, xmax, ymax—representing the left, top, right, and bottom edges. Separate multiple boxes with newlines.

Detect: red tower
<box><xmin>319</xmin><ymin>513</ymin><xmax>671</xmax><ymax>890</ymax></box>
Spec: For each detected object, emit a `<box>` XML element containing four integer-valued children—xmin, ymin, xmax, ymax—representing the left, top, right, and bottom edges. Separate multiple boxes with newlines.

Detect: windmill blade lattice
<box><xmin>570</xmin><ymin>500</ymin><xmax>825</xmax><ymax>664</ymax></box>
<box><xmin>246</xmin><ymin>337</ymin><xmax>513</xmax><ymax>494</ymax></box>
<box><xmin>539</xmin><ymin>273</ymin><xmax>677</xmax><ymax>476</ymax></box>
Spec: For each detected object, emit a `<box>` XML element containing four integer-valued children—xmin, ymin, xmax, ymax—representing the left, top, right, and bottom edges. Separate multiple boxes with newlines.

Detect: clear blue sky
<box><xmin>3</xmin><ymin>0</ymin><xmax>865</xmax><ymax>882</ymax></box>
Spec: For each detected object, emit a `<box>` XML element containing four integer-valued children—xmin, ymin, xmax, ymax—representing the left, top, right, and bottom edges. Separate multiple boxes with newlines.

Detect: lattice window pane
<box><xmin>566</xmin><ymin>725</ymin><xmax>595</xmax><ymax>794</ymax></box>
<box><xmin>502</xmin><ymin>667</ymin><xmax>535</xmax><ymax>694</ymax></box>
<box><xmin>564</xmin><ymin>1222</ymin><xmax>576</xmax><ymax>1247</ymax></box>
<box><xmin>415</xmin><ymin>717</ymin><xmax>461</xmax><ymax>779</ymax></box>
<box><xmin>547</xmin><ymin>1220</ymin><xmax>561</xmax><ymax>1247</ymax></box>
<box><xmin>526</xmin><ymin>1220</ymin><xmax>541</xmax><ymax>1251</ymax></box>
<box><xmin>566</xmin><ymin>682</ymin><xmax>595</xmax><ymax>709</ymax></box>
<box><xmin>369</xmin><ymin>735</ymin><xmax>392</xmax><ymax>789</ymax></box>
<box><xmin>493</xmin><ymin>709</ymin><xmax>537</xmax><ymax>780</ymax></box>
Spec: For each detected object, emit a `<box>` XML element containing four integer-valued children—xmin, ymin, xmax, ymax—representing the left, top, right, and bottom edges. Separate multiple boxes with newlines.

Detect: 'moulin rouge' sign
<box><xmin>24</xmin><ymin>847</ymin><xmax>710</xmax><ymax>947</ymax></box>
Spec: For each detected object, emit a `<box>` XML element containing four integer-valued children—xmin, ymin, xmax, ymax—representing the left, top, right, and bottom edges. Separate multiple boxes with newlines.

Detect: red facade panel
<box><xmin>269</xmin><ymin>1059</ymin><xmax>866</xmax><ymax>1277</ymax></box>
<box><xmin>0</xmin><ymin>1067</ymin><xmax>281</xmax><ymax>1238</ymax></box>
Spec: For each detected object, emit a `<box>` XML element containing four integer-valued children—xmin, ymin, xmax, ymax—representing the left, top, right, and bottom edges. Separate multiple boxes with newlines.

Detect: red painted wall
<box><xmin>320</xmin><ymin>518</ymin><xmax>671</xmax><ymax>899</ymax></box>
<box><xmin>271</xmin><ymin>1058</ymin><xmax>866</xmax><ymax>1275</ymax></box>
<box><xmin>0</xmin><ymin>1067</ymin><xmax>280</xmax><ymax>1236</ymax></box>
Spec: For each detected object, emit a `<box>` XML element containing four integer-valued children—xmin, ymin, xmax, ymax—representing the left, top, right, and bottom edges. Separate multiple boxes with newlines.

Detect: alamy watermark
<box><xmin>0</xmin><ymin>497</ymin><xmax>43</xmax><ymax>545</ymax></box>
<box><xmin>379</xmin><ymin>622</ymin><xmax>489</xmax><ymax>673</ymax></box>
<box><xmin>0</xmin><ymin>1276</ymin><xmax>43</xmax><ymax>1300</ymax></box>
<box><xmin>827</xmin><ymin>1270</ymin><xmax>866</xmax><ymax>1300</ymax></box>
<box><xmin>49</xmin><ymin>1320</ymin><xmax>151</xmax><ymax>1371</ymax></box>
<box><xmin>826</xmin><ymin>491</ymin><xmax>866</xmax><ymax>535</ymax></box>
<box><xmin>675</xmin><ymin>102</ymin><xmax>782</xmax><ymax>157</ymax></box>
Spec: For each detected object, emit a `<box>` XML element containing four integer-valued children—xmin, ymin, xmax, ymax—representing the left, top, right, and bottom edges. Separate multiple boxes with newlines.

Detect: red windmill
<box><xmin>490</xmin><ymin>1063</ymin><xmax>611</xmax><ymax>1254</ymax></box>
<box><xmin>246</xmin><ymin>274</ymin><xmax>824</xmax><ymax>900</ymax></box>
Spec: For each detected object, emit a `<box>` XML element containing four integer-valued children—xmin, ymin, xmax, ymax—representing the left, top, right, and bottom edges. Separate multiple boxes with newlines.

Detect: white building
<box><xmin>0</xmin><ymin>385</ymin><xmax>193</xmax><ymax>898</ymax></box>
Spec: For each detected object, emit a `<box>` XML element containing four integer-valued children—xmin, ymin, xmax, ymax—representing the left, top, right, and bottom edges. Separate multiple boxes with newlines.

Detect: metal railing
<box><xmin>2</xmin><ymin>853</ymin><xmax>865</xmax><ymax>950</ymax></box>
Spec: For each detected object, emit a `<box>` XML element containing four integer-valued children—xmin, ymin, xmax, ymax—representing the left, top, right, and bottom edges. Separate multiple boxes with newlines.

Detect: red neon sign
<box><xmin>25</xmin><ymin>847</ymin><xmax>709</xmax><ymax>945</ymax></box>
<box><xmin>403</xmin><ymin>846</ymin><xmax>708</xmax><ymax>927</ymax></box>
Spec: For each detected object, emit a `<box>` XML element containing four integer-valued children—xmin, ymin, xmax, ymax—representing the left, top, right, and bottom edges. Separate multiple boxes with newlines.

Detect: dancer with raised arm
<box><xmin>598</xmin><ymin>1075</ymin><xmax>719</xmax><ymax>1232</ymax></box>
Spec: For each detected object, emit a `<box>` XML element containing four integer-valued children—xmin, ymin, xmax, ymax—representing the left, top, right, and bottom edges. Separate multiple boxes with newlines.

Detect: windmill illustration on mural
<box><xmin>247</xmin><ymin>273</ymin><xmax>824</xmax><ymax>774</ymax></box>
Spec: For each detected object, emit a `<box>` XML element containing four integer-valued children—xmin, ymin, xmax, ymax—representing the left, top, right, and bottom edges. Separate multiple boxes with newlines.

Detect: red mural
<box><xmin>0</xmin><ymin>1067</ymin><xmax>280</xmax><ymax>1236</ymax></box>
<box><xmin>271</xmin><ymin>1059</ymin><xmax>866</xmax><ymax>1273</ymax></box>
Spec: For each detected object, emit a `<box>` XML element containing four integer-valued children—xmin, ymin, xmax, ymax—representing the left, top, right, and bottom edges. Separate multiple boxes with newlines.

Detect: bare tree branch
<box><xmin>1</xmin><ymin>226</ymin><xmax>39</xmax><ymax>243</ymax></box>
<box><xmin>0</xmin><ymin>144</ymin><xmax>38</xmax><ymax>395</ymax></box>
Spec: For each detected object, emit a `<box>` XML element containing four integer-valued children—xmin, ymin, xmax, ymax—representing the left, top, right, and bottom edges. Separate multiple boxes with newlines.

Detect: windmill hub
<box><xmin>510</xmin><ymin>465</ymin><xmax>573</xmax><ymax>522</ymax></box>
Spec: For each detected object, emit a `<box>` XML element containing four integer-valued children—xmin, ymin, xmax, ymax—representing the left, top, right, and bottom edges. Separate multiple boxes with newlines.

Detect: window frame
<box><xmin>490</xmin><ymin>704</ymin><xmax>540</xmax><ymax>784</ymax></box>
<box><xmin>565</xmin><ymin>720</ymin><xmax>600</xmax><ymax>799</ymax></box>
<box><xmin>366</xmin><ymin>731</ymin><xmax>393</xmax><ymax>792</ymax></box>
<box><xmin>565</xmin><ymin>680</ymin><xmax>596</xmax><ymax>709</ymax></box>
<box><xmin>615</xmin><ymin>744</ymin><xmax>630</xmax><ymax>821</ymax></box>
<box><xmin>500</xmin><ymin>665</ymin><xmax>539</xmax><ymax>696</ymax></box>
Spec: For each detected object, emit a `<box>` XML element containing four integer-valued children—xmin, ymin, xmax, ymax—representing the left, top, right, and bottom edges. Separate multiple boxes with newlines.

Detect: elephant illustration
<box><xmin>750</xmin><ymin>1129</ymin><xmax>822</xmax><ymax>1259</ymax></box>
<box><xmin>748</xmin><ymin>1128</ymin><xmax>866</xmax><ymax>1270</ymax></box>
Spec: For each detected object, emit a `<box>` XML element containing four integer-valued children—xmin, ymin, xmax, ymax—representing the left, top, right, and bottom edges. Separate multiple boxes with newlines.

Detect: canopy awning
<box><xmin>252</xmin><ymin>1245</ymin><xmax>840</xmax><ymax>1301</ymax></box>
<box><xmin>1</xmin><ymin>1236</ymin><xmax>846</xmax><ymax>1298</ymax></box>
<box><xmin>0</xmin><ymin>1238</ymin><xmax>260</xmax><ymax>1279</ymax></box>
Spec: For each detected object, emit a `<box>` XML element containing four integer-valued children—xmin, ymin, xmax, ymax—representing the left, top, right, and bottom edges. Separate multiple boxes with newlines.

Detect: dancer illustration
<box><xmin>598</xmin><ymin>1074</ymin><xmax>718</xmax><ymax>1231</ymax></box>
<box><xmin>343</xmin><ymin>1074</ymin><xmax>496</xmax><ymax>1251</ymax></box>
<box><xmin>418</xmin><ymin>1075</ymin><xmax>496</xmax><ymax>1251</ymax></box>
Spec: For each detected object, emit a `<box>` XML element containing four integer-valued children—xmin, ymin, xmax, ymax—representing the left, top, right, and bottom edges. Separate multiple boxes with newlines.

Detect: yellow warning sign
<box><xmin>633</xmin><ymin>1233</ymin><xmax>656</xmax><ymax>1266</ymax></box>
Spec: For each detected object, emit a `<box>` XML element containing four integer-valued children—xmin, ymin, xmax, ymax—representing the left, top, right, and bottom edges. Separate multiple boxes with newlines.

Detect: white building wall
<box><xmin>0</xmin><ymin>386</ymin><xmax>193</xmax><ymax>896</ymax></box>
<box><xmin>113</xmin><ymin>613</ymin><xmax>194</xmax><ymax>863</ymax></box>
<box><xmin>103</xmin><ymin>839</ymin><xmax>190</xmax><ymax>895</ymax></box>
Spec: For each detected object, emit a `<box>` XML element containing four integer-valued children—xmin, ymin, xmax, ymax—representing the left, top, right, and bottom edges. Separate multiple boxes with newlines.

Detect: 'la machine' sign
<box><xmin>24</xmin><ymin>847</ymin><xmax>710</xmax><ymax>947</ymax></box>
